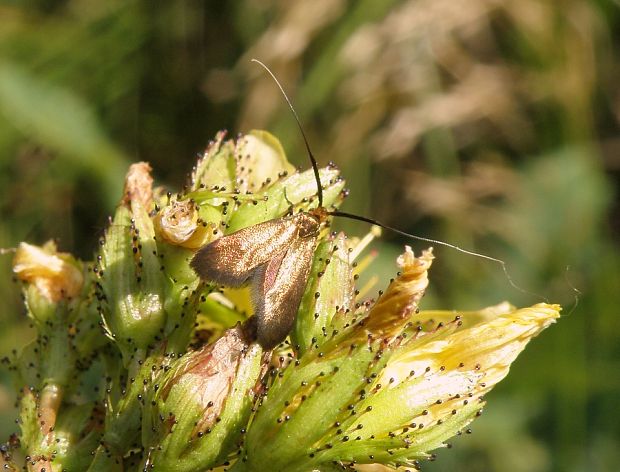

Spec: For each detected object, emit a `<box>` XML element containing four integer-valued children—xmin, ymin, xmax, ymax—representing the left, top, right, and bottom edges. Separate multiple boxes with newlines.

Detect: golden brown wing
<box><xmin>251</xmin><ymin>233</ymin><xmax>317</xmax><ymax>349</ymax></box>
<box><xmin>190</xmin><ymin>215</ymin><xmax>300</xmax><ymax>287</ymax></box>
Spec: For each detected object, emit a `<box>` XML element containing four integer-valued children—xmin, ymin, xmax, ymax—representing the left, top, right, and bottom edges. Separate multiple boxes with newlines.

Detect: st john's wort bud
<box><xmin>97</xmin><ymin>162</ymin><xmax>166</xmax><ymax>363</ymax></box>
<box><xmin>291</xmin><ymin>232</ymin><xmax>355</xmax><ymax>354</ymax></box>
<box><xmin>12</xmin><ymin>242</ymin><xmax>83</xmax><ymax>410</ymax></box>
<box><xmin>190</xmin><ymin>130</ymin><xmax>294</xmax><ymax>194</ymax></box>
<box><xmin>141</xmin><ymin>324</ymin><xmax>264</xmax><ymax>472</ymax></box>
<box><xmin>186</xmin><ymin>130</ymin><xmax>344</xmax><ymax>234</ymax></box>
<box><xmin>13</xmin><ymin>241</ymin><xmax>83</xmax><ymax>324</ymax></box>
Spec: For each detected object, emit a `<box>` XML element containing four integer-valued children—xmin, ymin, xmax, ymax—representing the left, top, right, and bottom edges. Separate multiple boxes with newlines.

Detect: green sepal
<box><xmin>239</xmin><ymin>341</ymin><xmax>384</xmax><ymax>472</ymax></box>
<box><xmin>71</xmin><ymin>295</ymin><xmax>110</xmax><ymax>360</ymax></box>
<box><xmin>235</xmin><ymin>130</ymin><xmax>295</xmax><ymax>193</ymax></box>
<box><xmin>311</xmin><ymin>400</ymin><xmax>482</xmax><ymax>468</ymax></box>
<box><xmin>52</xmin><ymin>403</ymin><xmax>103</xmax><ymax>471</ymax></box>
<box><xmin>98</xmin><ymin>204</ymin><xmax>166</xmax><ymax>362</ymax></box>
<box><xmin>226</xmin><ymin>166</ymin><xmax>345</xmax><ymax>233</ymax></box>
<box><xmin>158</xmin><ymin>243</ymin><xmax>203</xmax><ymax>353</ymax></box>
<box><xmin>190</xmin><ymin>131</ymin><xmax>237</xmax><ymax>192</ymax></box>
<box><xmin>97</xmin><ymin>356</ymin><xmax>159</xmax><ymax>462</ymax></box>
<box><xmin>23</xmin><ymin>283</ymin><xmax>58</xmax><ymax>328</ymax></box>
<box><xmin>18</xmin><ymin>388</ymin><xmax>43</xmax><ymax>456</ymax></box>
<box><xmin>291</xmin><ymin>233</ymin><xmax>354</xmax><ymax>355</ymax></box>
<box><xmin>142</xmin><ymin>328</ymin><xmax>263</xmax><ymax>471</ymax></box>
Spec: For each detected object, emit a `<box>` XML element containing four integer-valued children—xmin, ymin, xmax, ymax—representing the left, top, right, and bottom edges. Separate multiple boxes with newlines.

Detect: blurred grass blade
<box><xmin>0</xmin><ymin>61</ymin><xmax>128</xmax><ymax>205</ymax></box>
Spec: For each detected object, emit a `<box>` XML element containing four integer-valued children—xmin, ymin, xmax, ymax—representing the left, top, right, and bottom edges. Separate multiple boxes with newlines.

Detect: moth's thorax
<box><xmin>295</xmin><ymin>208</ymin><xmax>327</xmax><ymax>238</ymax></box>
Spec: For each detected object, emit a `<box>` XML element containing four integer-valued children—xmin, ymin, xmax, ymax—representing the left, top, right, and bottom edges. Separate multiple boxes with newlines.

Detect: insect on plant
<box><xmin>191</xmin><ymin>59</ymin><xmax>518</xmax><ymax>350</ymax></box>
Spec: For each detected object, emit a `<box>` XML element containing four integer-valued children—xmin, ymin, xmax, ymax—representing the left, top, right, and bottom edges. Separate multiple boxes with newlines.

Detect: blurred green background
<box><xmin>0</xmin><ymin>1</ymin><xmax>618</xmax><ymax>471</ymax></box>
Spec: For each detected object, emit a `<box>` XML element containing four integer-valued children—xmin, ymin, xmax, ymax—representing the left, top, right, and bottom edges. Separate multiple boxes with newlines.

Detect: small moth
<box><xmin>192</xmin><ymin>60</ymin><xmax>517</xmax><ymax>349</ymax></box>
<box><xmin>190</xmin><ymin>60</ymin><xmax>345</xmax><ymax>349</ymax></box>
<box><xmin>191</xmin><ymin>207</ymin><xmax>328</xmax><ymax>349</ymax></box>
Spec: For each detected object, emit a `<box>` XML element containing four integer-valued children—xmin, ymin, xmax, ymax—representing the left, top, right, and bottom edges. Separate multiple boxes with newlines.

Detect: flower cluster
<box><xmin>2</xmin><ymin>130</ymin><xmax>559</xmax><ymax>471</ymax></box>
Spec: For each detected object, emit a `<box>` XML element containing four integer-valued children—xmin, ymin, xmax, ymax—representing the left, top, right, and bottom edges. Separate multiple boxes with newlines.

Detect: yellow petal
<box><xmin>379</xmin><ymin>303</ymin><xmax>560</xmax><ymax>395</ymax></box>
<box><xmin>13</xmin><ymin>241</ymin><xmax>83</xmax><ymax>302</ymax></box>
<box><xmin>362</xmin><ymin>246</ymin><xmax>434</xmax><ymax>340</ymax></box>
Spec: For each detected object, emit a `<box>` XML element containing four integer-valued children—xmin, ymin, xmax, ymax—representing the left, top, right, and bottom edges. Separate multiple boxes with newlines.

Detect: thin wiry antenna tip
<box><xmin>329</xmin><ymin>210</ymin><xmax>545</xmax><ymax>301</ymax></box>
<box><xmin>250</xmin><ymin>59</ymin><xmax>324</xmax><ymax>208</ymax></box>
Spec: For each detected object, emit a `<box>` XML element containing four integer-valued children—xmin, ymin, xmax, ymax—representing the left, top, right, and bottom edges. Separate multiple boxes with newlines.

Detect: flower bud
<box><xmin>190</xmin><ymin>131</ymin><xmax>236</xmax><ymax>191</ymax></box>
<box><xmin>97</xmin><ymin>162</ymin><xmax>166</xmax><ymax>362</ymax></box>
<box><xmin>226</xmin><ymin>165</ymin><xmax>345</xmax><ymax>233</ymax></box>
<box><xmin>13</xmin><ymin>241</ymin><xmax>83</xmax><ymax>304</ymax></box>
<box><xmin>142</xmin><ymin>324</ymin><xmax>264</xmax><ymax>471</ymax></box>
<box><xmin>191</xmin><ymin>130</ymin><xmax>295</xmax><ymax>194</ymax></box>
<box><xmin>234</xmin><ymin>130</ymin><xmax>295</xmax><ymax>194</ymax></box>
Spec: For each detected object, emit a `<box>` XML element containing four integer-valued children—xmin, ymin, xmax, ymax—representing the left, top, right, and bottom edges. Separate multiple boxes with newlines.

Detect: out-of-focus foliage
<box><xmin>0</xmin><ymin>1</ymin><xmax>618</xmax><ymax>471</ymax></box>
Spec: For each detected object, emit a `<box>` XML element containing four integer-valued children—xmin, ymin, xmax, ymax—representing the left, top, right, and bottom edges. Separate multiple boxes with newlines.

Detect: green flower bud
<box><xmin>13</xmin><ymin>241</ymin><xmax>83</xmax><ymax>324</ymax></box>
<box><xmin>292</xmin><ymin>232</ymin><xmax>355</xmax><ymax>354</ymax></box>
<box><xmin>141</xmin><ymin>324</ymin><xmax>264</xmax><ymax>471</ymax></box>
<box><xmin>97</xmin><ymin>162</ymin><xmax>166</xmax><ymax>363</ymax></box>
<box><xmin>225</xmin><ymin>165</ymin><xmax>345</xmax><ymax>233</ymax></box>
<box><xmin>234</xmin><ymin>130</ymin><xmax>295</xmax><ymax>194</ymax></box>
<box><xmin>12</xmin><ymin>241</ymin><xmax>106</xmax><ymax>392</ymax></box>
<box><xmin>190</xmin><ymin>130</ymin><xmax>295</xmax><ymax>194</ymax></box>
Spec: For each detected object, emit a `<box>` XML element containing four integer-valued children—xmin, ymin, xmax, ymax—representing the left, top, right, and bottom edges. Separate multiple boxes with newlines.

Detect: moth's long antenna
<box><xmin>563</xmin><ymin>266</ymin><xmax>581</xmax><ymax>317</ymax></box>
<box><xmin>251</xmin><ymin>59</ymin><xmax>323</xmax><ymax>207</ymax></box>
<box><xmin>330</xmin><ymin>210</ymin><xmax>544</xmax><ymax>300</ymax></box>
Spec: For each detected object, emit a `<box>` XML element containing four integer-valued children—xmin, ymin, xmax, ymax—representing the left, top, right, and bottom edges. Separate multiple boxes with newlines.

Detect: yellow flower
<box><xmin>13</xmin><ymin>241</ymin><xmax>83</xmax><ymax>302</ymax></box>
<box><xmin>361</xmin><ymin>302</ymin><xmax>561</xmax><ymax>434</ymax></box>
<box><xmin>363</xmin><ymin>246</ymin><xmax>434</xmax><ymax>339</ymax></box>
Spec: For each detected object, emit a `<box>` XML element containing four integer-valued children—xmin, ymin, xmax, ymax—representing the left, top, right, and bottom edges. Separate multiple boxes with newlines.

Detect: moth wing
<box><xmin>252</xmin><ymin>234</ymin><xmax>317</xmax><ymax>349</ymax></box>
<box><xmin>191</xmin><ymin>216</ymin><xmax>300</xmax><ymax>287</ymax></box>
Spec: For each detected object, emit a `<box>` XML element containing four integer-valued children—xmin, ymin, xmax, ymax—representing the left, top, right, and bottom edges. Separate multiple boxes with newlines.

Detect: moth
<box><xmin>191</xmin><ymin>207</ymin><xmax>328</xmax><ymax>349</ymax></box>
<box><xmin>191</xmin><ymin>60</ymin><xmax>514</xmax><ymax>349</ymax></box>
<box><xmin>191</xmin><ymin>59</ymin><xmax>354</xmax><ymax>349</ymax></box>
